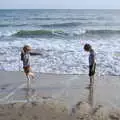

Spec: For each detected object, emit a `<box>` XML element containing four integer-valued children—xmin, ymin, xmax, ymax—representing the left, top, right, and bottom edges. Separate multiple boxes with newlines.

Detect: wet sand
<box><xmin>0</xmin><ymin>101</ymin><xmax>120</xmax><ymax>120</ymax></box>
<box><xmin>0</xmin><ymin>71</ymin><xmax>120</xmax><ymax>120</ymax></box>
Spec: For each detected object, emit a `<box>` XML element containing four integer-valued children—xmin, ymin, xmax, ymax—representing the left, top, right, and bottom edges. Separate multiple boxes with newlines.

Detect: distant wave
<box><xmin>73</xmin><ymin>29</ymin><xmax>120</xmax><ymax>36</ymax></box>
<box><xmin>0</xmin><ymin>24</ymin><xmax>10</xmax><ymax>27</ymax></box>
<box><xmin>41</xmin><ymin>22</ymin><xmax>82</xmax><ymax>28</ymax></box>
<box><xmin>29</xmin><ymin>17</ymin><xmax>87</xmax><ymax>21</ymax></box>
<box><xmin>0</xmin><ymin>23</ymin><xmax>29</xmax><ymax>27</ymax></box>
<box><xmin>0</xmin><ymin>22</ymin><xmax>82</xmax><ymax>28</ymax></box>
<box><xmin>15</xmin><ymin>24</ymin><xmax>29</xmax><ymax>27</ymax></box>
<box><xmin>85</xmin><ymin>29</ymin><xmax>120</xmax><ymax>35</ymax></box>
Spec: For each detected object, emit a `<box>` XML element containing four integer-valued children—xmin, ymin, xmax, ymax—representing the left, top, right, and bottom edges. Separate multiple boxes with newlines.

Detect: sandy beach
<box><xmin>0</xmin><ymin>100</ymin><xmax>120</xmax><ymax>120</ymax></box>
<box><xmin>0</xmin><ymin>71</ymin><xmax>120</xmax><ymax>120</ymax></box>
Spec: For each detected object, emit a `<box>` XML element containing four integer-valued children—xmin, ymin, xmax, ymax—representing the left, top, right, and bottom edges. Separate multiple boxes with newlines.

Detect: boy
<box><xmin>21</xmin><ymin>45</ymin><xmax>42</xmax><ymax>78</ymax></box>
<box><xmin>21</xmin><ymin>45</ymin><xmax>43</xmax><ymax>92</ymax></box>
<box><xmin>21</xmin><ymin>45</ymin><xmax>34</xmax><ymax>78</ymax></box>
<box><xmin>84</xmin><ymin>44</ymin><xmax>96</xmax><ymax>87</ymax></box>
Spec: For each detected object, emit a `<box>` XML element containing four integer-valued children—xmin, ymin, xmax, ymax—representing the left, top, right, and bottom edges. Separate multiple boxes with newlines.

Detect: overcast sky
<box><xmin>0</xmin><ymin>0</ymin><xmax>120</xmax><ymax>9</ymax></box>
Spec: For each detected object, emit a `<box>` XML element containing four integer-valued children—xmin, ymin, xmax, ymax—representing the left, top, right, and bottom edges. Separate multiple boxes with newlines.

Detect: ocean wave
<box><xmin>73</xmin><ymin>29</ymin><xmax>120</xmax><ymax>37</ymax></box>
<box><xmin>13</xmin><ymin>30</ymin><xmax>69</xmax><ymax>37</ymax></box>
<box><xmin>2</xmin><ymin>29</ymin><xmax>120</xmax><ymax>38</ymax></box>
<box><xmin>0</xmin><ymin>31</ymin><xmax>17</xmax><ymax>37</ymax></box>
<box><xmin>0</xmin><ymin>23</ymin><xmax>29</xmax><ymax>27</ymax></box>
<box><xmin>0</xmin><ymin>24</ymin><xmax>10</xmax><ymax>27</ymax></box>
<box><xmin>0</xmin><ymin>22</ymin><xmax>82</xmax><ymax>28</ymax></box>
<box><xmin>29</xmin><ymin>17</ymin><xmax>87</xmax><ymax>21</ymax></box>
<box><xmin>14</xmin><ymin>23</ymin><xmax>29</xmax><ymax>27</ymax></box>
<box><xmin>41</xmin><ymin>22</ymin><xmax>82</xmax><ymax>28</ymax></box>
<box><xmin>85</xmin><ymin>29</ymin><xmax>120</xmax><ymax>35</ymax></box>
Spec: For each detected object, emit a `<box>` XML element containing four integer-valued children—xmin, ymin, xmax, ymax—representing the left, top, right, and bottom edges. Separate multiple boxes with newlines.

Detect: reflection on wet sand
<box><xmin>25</xmin><ymin>76</ymin><xmax>36</xmax><ymax>102</ymax></box>
<box><xmin>25</xmin><ymin>87</ymin><xmax>36</xmax><ymax>102</ymax></box>
<box><xmin>88</xmin><ymin>84</ymin><xmax>94</xmax><ymax>107</ymax></box>
<box><xmin>25</xmin><ymin>88</ymin><xmax>30</xmax><ymax>102</ymax></box>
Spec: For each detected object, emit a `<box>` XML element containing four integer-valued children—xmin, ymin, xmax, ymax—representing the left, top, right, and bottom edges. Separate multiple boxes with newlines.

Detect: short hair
<box><xmin>84</xmin><ymin>44</ymin><xmax>91</xmax><ymax>51</ymax></box>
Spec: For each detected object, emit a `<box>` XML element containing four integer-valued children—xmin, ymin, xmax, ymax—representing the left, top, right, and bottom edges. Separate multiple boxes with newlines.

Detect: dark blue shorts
<box><xmin>89</xmin><ymin>63</ymin><xmax>96</xmax><ymax>76</ymax></box>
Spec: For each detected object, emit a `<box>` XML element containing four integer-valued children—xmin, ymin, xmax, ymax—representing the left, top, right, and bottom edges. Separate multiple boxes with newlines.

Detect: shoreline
<box><xmin>1</xmin><ymin>70</ymin><xmax>120</xmax><ymax>76</ymax></box>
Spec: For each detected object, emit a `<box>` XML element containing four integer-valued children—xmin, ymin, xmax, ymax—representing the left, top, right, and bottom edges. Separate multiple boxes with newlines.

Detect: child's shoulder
<box><xmin>90</xmin><ymin>49</ymin><xmax>95</xmax><ymax>53</ymax></box>
<box><xmin>90</xmin><ymin>49</ymin><xmax>96</xmax><ymax>56</ymax></box>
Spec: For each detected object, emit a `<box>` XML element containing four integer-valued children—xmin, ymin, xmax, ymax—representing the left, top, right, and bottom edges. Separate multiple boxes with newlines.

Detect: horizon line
<box><xmin>0</xmin><ymin>8</ymin><xmax>120</xmax><ymax>10</ymax></box>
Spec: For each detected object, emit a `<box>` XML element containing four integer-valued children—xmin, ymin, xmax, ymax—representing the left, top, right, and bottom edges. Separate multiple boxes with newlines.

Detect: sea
<box><xmin>0</xmin><ymin>9</ymin><xmax>120</xmax><ymax>75</ymax></box>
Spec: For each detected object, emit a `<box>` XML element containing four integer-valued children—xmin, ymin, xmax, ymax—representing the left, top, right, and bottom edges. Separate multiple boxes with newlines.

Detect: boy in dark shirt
<box><xmin>84</xmin><ymin>44</ymin><xmax>96</xmax><ymax>87</ymax></box>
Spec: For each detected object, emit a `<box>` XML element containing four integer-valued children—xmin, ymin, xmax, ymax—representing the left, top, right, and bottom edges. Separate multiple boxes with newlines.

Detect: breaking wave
<box><xmin>1</xmin><ymin>29</ymin><xmax>120</xmax><ymax>38</ymax></box>
<box><xmin>13</xmin><ymin>30</ymin><xmax>69</xmax><ymax>37</ymax></box>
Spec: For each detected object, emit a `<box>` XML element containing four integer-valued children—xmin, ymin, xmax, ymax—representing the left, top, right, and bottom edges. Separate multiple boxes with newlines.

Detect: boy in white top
<box><xmin>21</xmin><ymin>45</ymin><xmax>34</xmax><ymax>78</ymax></box>
<box><xmin>21</xmin><ymin>45</ymin><xmax>42</xmax><ymax>78</ymax></box>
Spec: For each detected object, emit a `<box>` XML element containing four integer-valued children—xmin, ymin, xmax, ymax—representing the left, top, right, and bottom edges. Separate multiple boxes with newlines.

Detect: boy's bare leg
<box><xmin>90</xmin><ymin>76</ymin><xmax>92</xmax><ymax>87</ymax></box>
<box><xmin>90</xmin><ymin>76</ymin><xmax>94</xmax><ymax>87</ymax></box>
<box><xmin>26</xmin><ymin>75</ymin><xmax>31</xmax><ymax>90</ymax></box>
<box><xmin>92</xmin><ymin>75</ymin><xmax>94</xmax><ymax>84</ymax></box>
<box><xmin>29</xmin><ymin>72</ymin><xmax>35</xmax><ymax>79</ymax></box>
<box><xmin>28</xmin><ymin>67</ymin><xmax>35</xmax><ymax>79</ymax></box>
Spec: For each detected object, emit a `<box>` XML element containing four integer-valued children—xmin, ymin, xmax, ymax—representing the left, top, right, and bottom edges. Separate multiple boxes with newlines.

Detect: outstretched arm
<box><xmin>30</xmin><ymin>52</ymin><xmax>43</xmax><ymax>56</ymax></box>
<box><xmin>30</xmin><ymin>49</ymin><xmax>49</xmax><ymax>57</ymax></box>
<box><xmin>29</xmin><ymin>49</ymin><xmax>43</xmax><ymax>56</ymax></box>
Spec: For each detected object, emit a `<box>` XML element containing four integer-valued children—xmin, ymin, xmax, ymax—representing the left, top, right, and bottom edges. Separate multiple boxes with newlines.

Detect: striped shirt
<box><xmin>22</xmin><ymin>52</ymin><xmax>30</xmax><ymax>67</ymax></box>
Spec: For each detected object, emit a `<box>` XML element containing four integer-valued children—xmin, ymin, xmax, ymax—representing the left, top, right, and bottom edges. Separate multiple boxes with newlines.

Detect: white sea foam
<box><xmin>0</xmin><ymin>36</ymin><xmax>119</xmax><ymax>75</ymax></box>
<box><xmin>73</xmin><ymin>29</ymin><xmax>86</xmax><ymax>35</ymax></box>
<box><xmin>0</xmin><ymin>30</ymin><xmax>17</xmax><ymax>37</ymax></box>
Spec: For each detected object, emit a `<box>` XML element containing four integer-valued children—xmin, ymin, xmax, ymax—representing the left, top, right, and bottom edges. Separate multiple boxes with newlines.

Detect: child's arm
<box><xmin>30</xmin><ymin>52</ymin><xmax>43</xmax><ymax>56</ymax></box>
<box><xmin>89</xmin><ymin>50</ymin><xmax>95</xmax><ymax>66</ymax></box>
<box><xmin>20</xmin><ymin>50</ymin><xmax>24</xmax><ymax>61</ymax></box>
<box><xmin>91</xmin><ymin>54</ymin><xmax>96</xmax><ymax>74</ymax></box>
<box><xmin>30</xmin><ymin>49</ymin><xmax>43</xmax><ymax>56</ymax></box>
<box><xmin>30</xmin><ymin>49</ymin><xmax>49</xmax><ymax>57</ymax></box>
<box><xmin>90</xmin><ymin>54</ymin><xmax>95</xmax><ymax>65</ymax></box>
<box><xmin>89</xmin><ymin>50</ymin><xmax>96</xmax><ymax>74</ymax></box>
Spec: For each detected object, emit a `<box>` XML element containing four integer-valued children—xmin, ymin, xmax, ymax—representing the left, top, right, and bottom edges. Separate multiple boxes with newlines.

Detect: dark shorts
<box><xmin>89</xmin><ymin>63</ymin><xmax>96</xmax><ymax>76</ymax></box>
<box><xmin>23</xmin><ymin>66</ymin><xmax>31</xmax><ymax>74</ymax></box>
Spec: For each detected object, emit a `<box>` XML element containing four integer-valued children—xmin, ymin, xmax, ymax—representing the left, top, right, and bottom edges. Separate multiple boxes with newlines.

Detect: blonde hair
<box><xmin>23</xmin><ymin>45</ymin><xmax>32</xmax><ymax>52</ymax></box>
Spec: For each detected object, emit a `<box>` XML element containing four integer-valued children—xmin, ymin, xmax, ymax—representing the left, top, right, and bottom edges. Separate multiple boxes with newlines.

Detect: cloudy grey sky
<box><xmin>0</xmin><ymin>0</ymin><xmax>120</xmax><ymax>9</ymax></box>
